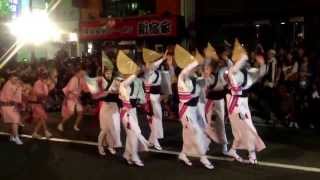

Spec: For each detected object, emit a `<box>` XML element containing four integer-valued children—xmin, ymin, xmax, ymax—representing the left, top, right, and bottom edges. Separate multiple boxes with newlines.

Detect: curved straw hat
<box><xmin>143</xmin><ymin>48</ymin><xmax>162</xmax><ymax>64</ymax></box>
<box><xmin>231</xmin><ymin>38</ymin><xmax>247</xmax><ymax>63</ymax></box>
<box><xmin>205</xmin><ymin>42</ymin><xmax>219</xmax><ymax>61</ymax></box>
<box><xmin>116</xmin><ymin>50</ymin><xmax>139</xmax><ymax>75</ymax></box>
<box><xmin>174</xmin><ymin>45</ymin><xmax>196</xmax><ymax>69</ymax></box>
<box><xmin>102</xmin><ymin>51</ymin><xmax>114</xmax><ymax>71</ymax></box>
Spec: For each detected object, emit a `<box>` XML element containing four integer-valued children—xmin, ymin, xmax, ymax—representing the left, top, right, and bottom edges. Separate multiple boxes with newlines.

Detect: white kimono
<box><xmin>204</xmin><ymin>66</ymin><xmax>229</xmax><ymax>144</ymax></box>
<box><xmin>98</xmin><ymin>78</ymin><xmax>122</xmax><ymax>149</ymax></box>
<box><xmin>178</xmin><ymin>61</ymin><xmax>210</xmax><ymax>157</ymax></box>
<box><xmin>119</xmin><ymin>75</ymin><xmax>148</xmax><ymax>161</ymax></box>
<box><xmin>226</xmin><ymin>58</ymin><xmax>266</xmax><ymax>152</ymax></box>
<box><xmin>143</xmin><ymin>58</ymin><xmax>165</xmax><ymax>145</ymax></box>
<box><xmin>86</xmin><ymin>75</ymin><xmax>122</xmax><ymax>149</ymax></box>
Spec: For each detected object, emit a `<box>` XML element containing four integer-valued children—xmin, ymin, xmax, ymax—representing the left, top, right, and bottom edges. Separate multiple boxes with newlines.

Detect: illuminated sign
<box><xmin>80</xmin><ymin>16</ymin><xmax>178</xmax><ymax>40</ymax></box>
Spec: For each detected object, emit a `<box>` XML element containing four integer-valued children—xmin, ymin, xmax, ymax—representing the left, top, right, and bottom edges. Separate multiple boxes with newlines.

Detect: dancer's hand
<box><xmin>163</xmin><ymin>49</ymin><xmax>169</xmax><ymax>60</ymax></box>
<box><xmin>256</xmin><ymin>55</ymin><xmax>265</xmax><ymax>65</ymax></box>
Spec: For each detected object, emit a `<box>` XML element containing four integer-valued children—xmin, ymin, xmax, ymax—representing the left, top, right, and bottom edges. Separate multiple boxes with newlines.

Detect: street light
<box><xmin>6</xmin><ymin>10</ymin><xmax>61</xmax><ymax>45</ymax></box>
<box><xmin>68</xmin><ymin>32</ymin><xmax>78</xmax><ymax>42</ymax></box>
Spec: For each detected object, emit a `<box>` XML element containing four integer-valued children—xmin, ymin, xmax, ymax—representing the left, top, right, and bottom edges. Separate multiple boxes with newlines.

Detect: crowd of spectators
<box><xmin>250</xmin><ymin>45</ymin><xmax>320</xmax><ymax>130</ymax></box>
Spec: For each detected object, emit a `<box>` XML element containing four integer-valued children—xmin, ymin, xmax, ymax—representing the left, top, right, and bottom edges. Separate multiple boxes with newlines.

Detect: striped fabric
<box><xmin>228</xmin><ymin>86</ymin><xmax>242</xmax><ymax>114</ymax></box>
<box><xmin>178</xmin><ymin>91</ymin><xmax>193</xmax><ymax>119</ymax></box>
<box><xmin>120</xmin><ymin>101</ymin><xmax>133</xmax><ymax>129</ymax></box>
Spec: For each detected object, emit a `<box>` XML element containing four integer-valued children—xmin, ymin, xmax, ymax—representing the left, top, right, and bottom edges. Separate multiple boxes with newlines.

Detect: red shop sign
<box><xmin>79</xmin><ymin>15</ymin><xmax>178</xmax><ymax>41</ymax></box>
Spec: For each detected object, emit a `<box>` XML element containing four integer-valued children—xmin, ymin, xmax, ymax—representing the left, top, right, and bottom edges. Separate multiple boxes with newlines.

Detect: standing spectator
<box><xmin>281</xmin><ymin>52</ymin><xmax>299</xmax><ymax>128</ymax></box>
<box><xmin>282</xmin><ymin>52</ymin><xmax>299</xmax><ymax>84</ymax></box>
<box><xmin>261</xmin><ymin>49</ymin><xmax>277</xmax><ymax>124</ymax></box>
<box><xmin>277</xmin><ymin>48</ymin><xmax>286</xmax><ymax>66</ymax></box>
<box><xmin>297</xmin><ymin>55</ymin><xmax>313</xmax><ymax>129</ymax></box>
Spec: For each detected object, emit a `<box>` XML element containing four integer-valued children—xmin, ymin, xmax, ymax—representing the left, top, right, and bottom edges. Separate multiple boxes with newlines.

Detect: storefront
<box><xmin>79</xmin><ymin>15</ymin><xmax>184</xmax><ymax>59</ymax></box>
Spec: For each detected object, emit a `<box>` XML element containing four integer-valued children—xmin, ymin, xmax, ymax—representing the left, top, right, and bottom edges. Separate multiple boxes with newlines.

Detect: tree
<box><xmin>0</xmin><ymin>0</ymin><xmax>12</xmax><ymax>50</ymax></box>
<box><xmin>0</xmin><ymin>0</ymin><xmax>11</xmax><ymax>19</ymax></box>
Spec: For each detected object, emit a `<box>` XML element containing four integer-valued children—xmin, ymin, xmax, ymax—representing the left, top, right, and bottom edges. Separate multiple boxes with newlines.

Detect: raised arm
<box><xmin>247</xmin><ymin>64</ymin><xmax>267</xmax><ymax>85</ymax></box>
<box><xmin>122</xmin><ymin>74</ymin><xmax>137</xmax><ymax>87</ymax></box>
<box><xmin>246</xmin><ymin>55</ymin><xmax>267</xmax><ymax>87</ymax></box>
<box><xmin>229</xmin><ymin>55</ymin><xmax>248</xmax><ymax>74</ymax></box>
<box><xmin>226</xmin><ymin>59</ymin><xmax>234</xmax><ymax>68</ymax></box>
<box><xmin>149</xmin><ymin>58</ymin><xmax>166</xmax><ymax>71</ymax></box>
<box><xmin>178</xmin><ymin>61</ymin><xmax>199</xmax><ymax>81</ymax></box>
<box><xmin>119</xmin><ymin>74</ymin><xmax>137</xmax><ymax>101</ymax></box>
<box><xmin>178</xmin><ymin>61</ymin><xmax>199</xmax><ymax>91</ymax></box>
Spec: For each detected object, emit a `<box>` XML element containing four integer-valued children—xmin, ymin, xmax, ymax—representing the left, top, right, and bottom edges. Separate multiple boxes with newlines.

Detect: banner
<box><xmin>79</xmin><ymin>15</ymin><xmax>178</xmax><ymax>41</ymax></box>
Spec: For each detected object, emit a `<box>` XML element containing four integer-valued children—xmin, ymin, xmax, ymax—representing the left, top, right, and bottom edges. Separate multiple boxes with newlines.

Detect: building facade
<box><xmin>195</xmin><ymin>0</ymin><xmax>320</xmax><ymax>50</ymax></box>
<box><xmin>76</xmin><ymin>0</ymin><xmax>196</xmax><ymax>55</ymax></box>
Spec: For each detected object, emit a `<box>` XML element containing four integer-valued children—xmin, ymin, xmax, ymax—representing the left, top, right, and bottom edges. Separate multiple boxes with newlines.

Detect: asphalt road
<box><xmin>0</xmin><ymin>112</ymin><xmax>319</xmax><ymax>180</ymax></box>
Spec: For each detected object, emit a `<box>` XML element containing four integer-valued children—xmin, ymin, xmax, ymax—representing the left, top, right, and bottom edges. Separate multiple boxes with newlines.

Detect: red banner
<box><xmin>79</xmin><ymin>15</ymin><xmax>178</xmax><ymax>41</ymax></box>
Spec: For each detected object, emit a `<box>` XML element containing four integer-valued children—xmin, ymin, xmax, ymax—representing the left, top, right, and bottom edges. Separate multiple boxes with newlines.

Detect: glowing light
<box><xmin>0</xmin><ymin>0</ymin><xmax>63</xmax><ymax>70</ymax></box>
<box><xmin>280</xmin><ymin>22</ymin><xmax>286</xmax><ymax>25</ymax></box>
<box><xmin>6</xmin><ymin>10</ymin><xmax>62</xmax><ymax>45</ymax></box>
<box><xmin>88</xmin><ymin>42</ymin><xmax>93</xmax><ymax>54</ymax></box>
<box><xmin>68</xmin><ymin>33</ymin><xmax>78</xmax><ymax>42</ymax></box>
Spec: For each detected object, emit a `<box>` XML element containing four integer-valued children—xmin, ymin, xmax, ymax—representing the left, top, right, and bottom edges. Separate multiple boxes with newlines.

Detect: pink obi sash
<box><xmin>120</xmin><ymin>101</ymin><xmax>133</xmax><ymax>129</ymax></box>
<box><xmin>205</xmin><ymin>99</ymin><xmax>214</xmax><ymax>115</ymax></box>
<box><xmin>144</xmin><ymin>84</ymin><xmax>153</xmax><ymax>124</ymax></box>
<box><xmin>228</xmin><ymin>86</ymin><xmax>242</xmax><ymax>114</ymax></box>
<box><xmin>178</xmin><ymin>91</ymin><xmax>193</xmax><ymax>119</ymax></box>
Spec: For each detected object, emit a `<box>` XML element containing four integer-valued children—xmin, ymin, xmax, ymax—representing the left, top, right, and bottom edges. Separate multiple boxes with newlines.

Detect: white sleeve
<box><xmin>227</xmin><ymin>59</ymin><xmax>234</xmax><ymax>67</ymax></box>
<box><xmin>107</xmin><ymin>80</ymin><xmax>118</xmax><ymax>93</ymax></box>
<box><xmin>150</xmin><ymin>58</ymin><xmax>165</xmax><ymax>71</ymax></box>
<box><xmin>122</xmin><ymin>75</ymin><xmax>136</xmax><ymax>87</ymax></box>
<box><xmin>178</xmin><ymin>61</ymin><xmax>199</xmax><ymax>81</ymax></box>
<box><xmin>230</xmin><ymin>56</ymin><xmax>248</xmax><ymax>74</ymax></box>
<box><xmin>247</xmin><ymin>64</ymin><xmax>267</xmax><ymax>85</ymax></box>
<box><xmin>178</xmin><ymin>61</ymin><xmax>199</xmax><ymax>91</ymax></box>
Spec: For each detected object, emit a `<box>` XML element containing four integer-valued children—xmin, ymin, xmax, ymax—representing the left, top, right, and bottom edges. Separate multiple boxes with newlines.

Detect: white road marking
<box><xmin>1</xmin><ymin>132</ymin><xmax>320</xmax><ymax>173</ymax></box>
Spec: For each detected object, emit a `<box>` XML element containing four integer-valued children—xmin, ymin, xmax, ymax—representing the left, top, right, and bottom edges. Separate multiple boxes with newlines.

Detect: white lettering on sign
<box><xmin>138</xmin><ymin>20</ymin><xmax>172</xmax><ymax>36</ymax></box>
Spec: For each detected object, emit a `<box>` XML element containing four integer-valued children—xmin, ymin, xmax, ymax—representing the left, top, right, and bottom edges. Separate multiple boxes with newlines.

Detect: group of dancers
<box><xmin>0</xmin><ymin>39</ymin><xmax>267</xmax><ymax>169</ymax></box>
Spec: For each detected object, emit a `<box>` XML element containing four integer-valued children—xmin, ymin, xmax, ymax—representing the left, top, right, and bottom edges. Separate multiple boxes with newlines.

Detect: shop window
<box><xmin>102</xmin><ymin>0</ymin><xmax>155</xmax><ymax>17</ymax></box>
